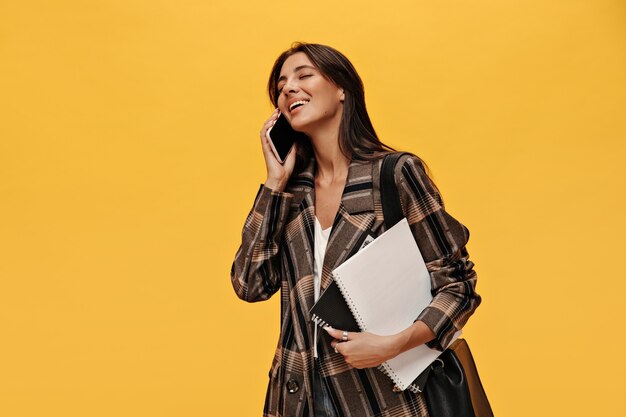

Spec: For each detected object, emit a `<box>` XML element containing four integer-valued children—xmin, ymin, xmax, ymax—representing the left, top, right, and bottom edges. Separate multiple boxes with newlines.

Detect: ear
<box><xmin>339</xmin><ymin>89</ymin><xmax>345</xmax><ymax>103</ymax></box>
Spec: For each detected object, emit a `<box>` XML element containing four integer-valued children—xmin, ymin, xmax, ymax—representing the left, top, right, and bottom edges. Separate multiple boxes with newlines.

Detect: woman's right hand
<box><xmin>260</xmin><ymin>108</ymin><xmax>297</xmax><ymax>192</ymax></box>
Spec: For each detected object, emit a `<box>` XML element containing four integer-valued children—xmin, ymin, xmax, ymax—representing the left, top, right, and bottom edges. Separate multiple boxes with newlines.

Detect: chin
<box><xmin>289</xmin><ymin>118</ymin><xmax>311</xmax><ymax>133</ymax></box>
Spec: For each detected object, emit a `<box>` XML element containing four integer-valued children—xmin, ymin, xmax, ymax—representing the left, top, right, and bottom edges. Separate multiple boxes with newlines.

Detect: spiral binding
<box><xmin>377</xmin><ymin>364</ymin><xmax>422</xmax><ymax>393</ymax></box>
<box><xmin>333</xmin><ymin>272</ymin><xmax>368</xmax><ymax>332</ymax></box>
<box><xmin>311</xmin><ymin>314</ymin><xmax>329</xmax><ymax>329</ymax></box>
<box><xmin>408</xmin><ymin>383</ymin><xmax>421</xmax><ymax>393</ymax></box>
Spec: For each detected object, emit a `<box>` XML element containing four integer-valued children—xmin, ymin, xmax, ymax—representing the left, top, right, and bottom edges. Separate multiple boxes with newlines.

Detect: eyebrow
<box><xmin>277</xmin><ymin>65</ymin><xmax>317</xmax><ymax>83</ymax></box>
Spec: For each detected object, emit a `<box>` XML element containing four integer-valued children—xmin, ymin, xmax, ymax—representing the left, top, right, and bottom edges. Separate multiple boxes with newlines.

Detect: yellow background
<box><xmin>1</xmin><ymin>0</ymin><xmax>625</xmax><ymax>416</ymax></box>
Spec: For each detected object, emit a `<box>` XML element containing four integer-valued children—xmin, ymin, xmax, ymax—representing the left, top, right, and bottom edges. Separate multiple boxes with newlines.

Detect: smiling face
<box><xmin>276</xmin><ymin>52</ymin><xmax>345</xmax><ymax>134</ymax></box>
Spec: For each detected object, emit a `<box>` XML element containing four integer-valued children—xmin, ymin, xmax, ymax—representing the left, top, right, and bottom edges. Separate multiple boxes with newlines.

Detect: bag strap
<box><xmin>380</xmin><ymin>152</ymin><xmax>409</xmax><ymax>229</ymax></box>
<box><xmin>381</xmin><ymin>152</ymin><xmax>437</xmax><ymax>394</ymax></box>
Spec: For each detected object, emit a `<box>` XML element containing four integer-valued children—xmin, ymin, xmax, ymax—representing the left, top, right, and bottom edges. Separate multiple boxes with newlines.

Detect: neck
<box><xmin>310</xmin><ymin>137</ymin><xmax>350</xmax><ymax>186</ymax></box>
<box><xmin>303</xmin><ymin>108</ymin><xmax>349</xmax><ymax>185</ymax></box>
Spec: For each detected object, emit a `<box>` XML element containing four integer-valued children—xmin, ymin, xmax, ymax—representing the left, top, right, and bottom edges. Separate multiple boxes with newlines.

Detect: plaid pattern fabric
<box><xmin>231</xmin><ymin>153</ymin><xmax>481</xmax><ymax>417</ymax></box>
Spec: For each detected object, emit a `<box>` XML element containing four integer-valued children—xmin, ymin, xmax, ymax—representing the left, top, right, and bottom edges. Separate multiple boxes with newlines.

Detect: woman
<box><xmin>231</xmin><ymin>42</ymin><xmax>481</xmax><ymax>417</ymax></box>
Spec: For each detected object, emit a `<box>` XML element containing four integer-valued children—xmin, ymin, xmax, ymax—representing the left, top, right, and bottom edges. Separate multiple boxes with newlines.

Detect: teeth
<box><xmin>289</xmin><ymin>100</ymin><xmax>309</xmax><ymax>111</ymax></box>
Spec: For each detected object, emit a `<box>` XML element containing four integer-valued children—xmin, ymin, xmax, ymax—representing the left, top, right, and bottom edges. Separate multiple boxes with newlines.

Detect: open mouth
<box><xmin>289</xmin><ymin>100</ymin><xmax>309</xmax><ymax>112</ymax></box>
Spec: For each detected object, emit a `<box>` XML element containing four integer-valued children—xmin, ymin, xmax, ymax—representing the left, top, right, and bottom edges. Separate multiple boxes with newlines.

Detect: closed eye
<box><xmin>277</xmin><ymin>74</ymin><xmax>313</xmax><ymax>93</ymax></box>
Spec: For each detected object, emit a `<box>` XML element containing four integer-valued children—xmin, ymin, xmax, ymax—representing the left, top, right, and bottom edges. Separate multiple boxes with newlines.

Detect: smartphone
<box><xmin>266</xmin><ymin>112</ymin><xmax>307</xmax><ymax>164</ymax></box>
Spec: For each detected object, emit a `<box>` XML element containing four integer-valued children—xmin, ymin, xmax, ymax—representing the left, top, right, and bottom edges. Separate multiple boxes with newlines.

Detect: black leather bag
<box><xmin>423</xmin><ymin>338</ymin><xmax>493</xmax><ymax>417</ymax></box>
<box><xmin>380</xmin><ymin>153</ymin><xmax>493</xmax><ymax>417</ymax></box>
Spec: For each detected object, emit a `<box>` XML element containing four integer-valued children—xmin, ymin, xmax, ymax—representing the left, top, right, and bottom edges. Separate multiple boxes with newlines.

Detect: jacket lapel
<box><xmin>320</xmin><ymin>158</ymin><xmax>378</xmax><ymax>292</ymax></box>
<box><xmin>283</xmin><ymin>156</ymin><xmax>381</xmax><ymax>395</ymax></box>
<box><xmin>286</xmin><ymin>158</ymin><xmax>317</xmax><ymax>281</ymax></box>
<box><xmin>284</xmin><ymin>157</ymin><xmax>380</xmax><ymax>333</ymax></box>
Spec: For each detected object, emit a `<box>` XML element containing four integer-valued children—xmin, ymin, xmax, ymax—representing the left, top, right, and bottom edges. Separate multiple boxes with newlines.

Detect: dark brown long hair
<box><xmin>268</xmin><ymin>42</ymin><xmax>395</xmax><ymax>169</ymax></box>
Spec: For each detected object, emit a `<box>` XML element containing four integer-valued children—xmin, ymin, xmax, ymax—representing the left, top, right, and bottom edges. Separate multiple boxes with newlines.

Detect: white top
<box><xmin>313</xmin><ymin>217</ymin><xmax>332</xmax><ymax>358</ymax></box>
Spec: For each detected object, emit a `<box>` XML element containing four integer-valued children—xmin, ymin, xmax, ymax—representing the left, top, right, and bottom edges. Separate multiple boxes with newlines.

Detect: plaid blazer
<box><xmin>231</xmin><ymin>153</ymin><xmax>481</xmax><ymax>417</ymax></box>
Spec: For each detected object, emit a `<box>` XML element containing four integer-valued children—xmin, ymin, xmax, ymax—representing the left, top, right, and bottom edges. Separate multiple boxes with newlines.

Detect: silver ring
<box><xmin>342</xmin><ymin>331</ymin><xmax>348</xmax><ymax>342</ymax></box>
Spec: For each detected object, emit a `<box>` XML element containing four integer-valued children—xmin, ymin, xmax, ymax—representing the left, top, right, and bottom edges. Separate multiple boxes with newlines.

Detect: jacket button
<box><xmin>286</xmin><ymin>379</ymin><xmax>299</xmax><ymax>393</ymax></box>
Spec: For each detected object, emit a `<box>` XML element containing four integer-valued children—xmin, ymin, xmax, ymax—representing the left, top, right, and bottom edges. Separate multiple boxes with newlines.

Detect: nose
<box><xmin>282</xmin><ymin>78</ymin><xmax>300</xmax><ymax>95</ymax></box>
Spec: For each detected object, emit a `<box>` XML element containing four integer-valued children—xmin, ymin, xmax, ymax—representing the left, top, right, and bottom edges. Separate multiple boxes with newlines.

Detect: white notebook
<box><xmin>332</xmin><ymin>217</ymin><xmax>460</xmax><ymax>391</ymax></box>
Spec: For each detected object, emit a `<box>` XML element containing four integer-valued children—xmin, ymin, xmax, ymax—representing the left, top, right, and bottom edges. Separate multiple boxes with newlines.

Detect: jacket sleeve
<box><xmin>230</xmin><ymin>184</ymin><xmax>294</xmax><ymax>302</ymax></box>
<box><xmin>394</xmin><ymin>154</ymin><xmax>482</xmax><ymax>351</ymax></box>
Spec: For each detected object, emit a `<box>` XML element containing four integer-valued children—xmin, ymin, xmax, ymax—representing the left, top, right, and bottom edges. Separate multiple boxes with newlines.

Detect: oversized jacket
<box><xmin>231</xmin><ymin>152</ymin><xmax>481</xmax><ymax>417</ymax></box>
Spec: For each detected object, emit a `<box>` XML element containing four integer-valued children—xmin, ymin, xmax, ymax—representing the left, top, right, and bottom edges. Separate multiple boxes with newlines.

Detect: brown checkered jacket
<box><xmin>231</xmin><ymin>152</ymin><xmax>481</xmax><ymax>417</ymax></box>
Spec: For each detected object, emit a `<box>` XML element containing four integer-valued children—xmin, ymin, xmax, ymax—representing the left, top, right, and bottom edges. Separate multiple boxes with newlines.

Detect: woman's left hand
<box><xmin>325</xmin><ymin>327</ymin><xmax>403</xmax><ymax>369</ymax></box>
